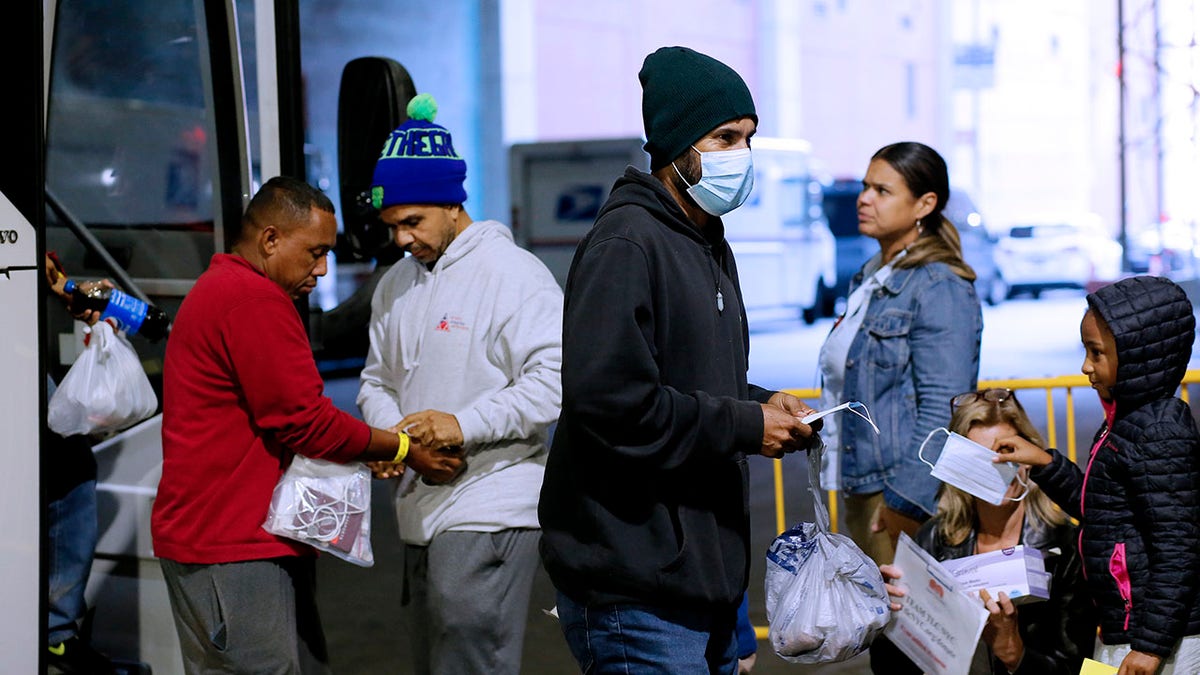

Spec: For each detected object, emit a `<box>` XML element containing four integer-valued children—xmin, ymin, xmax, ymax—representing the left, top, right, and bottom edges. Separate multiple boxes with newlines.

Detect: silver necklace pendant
<box><xmin>717</xmin><ymin>289</ymin><xmax>724</xmax><ymax>313</ymax></box>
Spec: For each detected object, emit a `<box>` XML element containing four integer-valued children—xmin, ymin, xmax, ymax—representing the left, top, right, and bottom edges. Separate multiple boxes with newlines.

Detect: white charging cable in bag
<box><xmin>263</xmin><ymin>455</ymin><xmax>374</xmax><ymax>567</ymax></box>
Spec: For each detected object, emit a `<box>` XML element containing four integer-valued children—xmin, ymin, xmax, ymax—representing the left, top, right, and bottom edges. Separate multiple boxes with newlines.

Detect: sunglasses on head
<box><xmin>950</xmin><ymin>388</ymin><xmax>1021</xmax><ymax>413</ymax></box>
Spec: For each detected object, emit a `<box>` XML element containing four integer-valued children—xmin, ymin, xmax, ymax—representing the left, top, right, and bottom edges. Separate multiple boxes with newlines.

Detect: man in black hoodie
<box><xmin>538</xmin><ymin>46</ymin><xmax>819</xmax><ymax>673</ymax></box>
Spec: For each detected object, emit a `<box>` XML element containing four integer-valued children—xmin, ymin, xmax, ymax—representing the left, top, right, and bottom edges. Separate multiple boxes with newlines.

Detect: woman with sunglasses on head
<box><xmin>817</xmin><ymin>142</ymin><xmax>983</xmax><ymax>565</ymax></box>
<box><xmin>870</xmin><ymin>389</ymin><xmax>1095</xmax><ymax>675</ymax></box>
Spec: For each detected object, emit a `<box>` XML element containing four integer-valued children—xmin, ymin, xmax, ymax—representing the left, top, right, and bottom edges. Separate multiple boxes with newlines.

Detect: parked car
<box><xmin>1127</xmin><ymin>219</ymin><xmax>1200</xmax><ymax>277</ymax></box>
<box><xmin>993</xmin><ymin>215</ymin><xmax>1123</xmax><ymax>298</ymax></box>
<box><xmin>821</xmin><ymin>179</ymin><xmax>1003</xmax><ymax>310</ymax></box>
<box><xmin>821</xmin><ymin>178</ymin><xmax>871</xmax><ymax>312</ymax></box>
<box><xmin>944</xmin><ymin>189</ymin><xmax>1005</xmax><ymax>305</ymax></box>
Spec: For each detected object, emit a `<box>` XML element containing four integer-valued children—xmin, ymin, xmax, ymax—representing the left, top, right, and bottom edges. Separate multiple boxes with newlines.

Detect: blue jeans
<box><xmin>556</xmin><ymin>591</ymin><xmax>738</xmax><ymax>674</ymax></box>
<box><xmin>48</xmin><ymin>477</ymin><xmax>98</xmax><ymax>645</ymax></box>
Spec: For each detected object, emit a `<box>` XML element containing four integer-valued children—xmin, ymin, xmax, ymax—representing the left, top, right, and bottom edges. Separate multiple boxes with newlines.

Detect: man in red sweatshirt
<box><xmin>151</xmin><ymin>176</ymin><xmax>464</xmax><ymax>674</ymax></box>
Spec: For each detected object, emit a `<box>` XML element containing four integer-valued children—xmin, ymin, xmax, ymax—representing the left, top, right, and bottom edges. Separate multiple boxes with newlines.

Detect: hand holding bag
<box><xmin>262</xmin><ymin>455</ymin><xmax>374</xmax><ymax>567</ymax></box>
<box><xmin>48</xmin><ymin>320</ymin><xmax>158</xmax><ymax>437</ymax></box>
<box><xmin>764</xmin><ymin>440</ymin><xmax>891</xmax><ymax>664</ymax></box>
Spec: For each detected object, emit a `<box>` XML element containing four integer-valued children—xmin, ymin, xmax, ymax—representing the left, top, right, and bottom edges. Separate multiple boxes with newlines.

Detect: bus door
<box><xmin>38</xmin><ymin>0</ymin><xmax>265</xmax><ymax>670</ymax></box>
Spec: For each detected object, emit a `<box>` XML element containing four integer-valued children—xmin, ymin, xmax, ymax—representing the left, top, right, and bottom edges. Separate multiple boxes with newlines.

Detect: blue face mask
<box><xmin>673</xmin><ymin>146</ymin><xmax>754</xmax><ymax>216</ymax></box>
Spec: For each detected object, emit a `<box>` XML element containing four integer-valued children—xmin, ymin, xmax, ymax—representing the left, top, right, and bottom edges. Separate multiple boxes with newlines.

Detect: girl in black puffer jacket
<box><xmin>997</xmin><ymin>276</ymin><xmax>1200</xmax><ymax>674</ymax></box>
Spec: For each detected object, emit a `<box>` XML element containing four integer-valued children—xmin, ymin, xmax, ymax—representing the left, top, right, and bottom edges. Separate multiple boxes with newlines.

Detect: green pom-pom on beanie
<box><xmin>406</xmin><ymin>93</ymin><xmax>438</xmax><ymax>122</ymax></box>
<box><xmin>370</xmin><ymin>92</ymin><xmax>466</xmax><ymax>209</ymax></box>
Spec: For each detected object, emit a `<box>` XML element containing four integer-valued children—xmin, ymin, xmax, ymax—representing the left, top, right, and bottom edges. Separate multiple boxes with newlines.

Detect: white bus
<box><xmin>7</xmin><ymin>2</ymin><xmax>415</xmax><ymax>671</ymax></box>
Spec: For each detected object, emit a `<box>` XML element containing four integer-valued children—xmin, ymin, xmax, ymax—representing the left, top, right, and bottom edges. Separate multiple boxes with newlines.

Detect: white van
<box><xmin>722</xmin><ymin>137</ymin><xmax>836</xmax><ymax>324</ymax></box>
<box><xmin>510</xmin><ymin>136</ymin><xmax>836</xmax><ymax>325</ymax></box>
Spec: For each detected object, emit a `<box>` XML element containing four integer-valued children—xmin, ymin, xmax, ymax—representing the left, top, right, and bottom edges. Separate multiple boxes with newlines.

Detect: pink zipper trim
<box><xmin>1079</xmin><ymin>426</ymin><xmax>1110</xmax><ymax>519</ymax></box>
<box><xmin>1078</xmin><ymin>397</ymin><xmax>1116</xmax><ymax>581</ymax></box>
<box><xmin>1081</xmin><ymin>398</ymin><xmax>1117</xmax><ymax>516</ymax></box>
<box><xmin>1109</xmin><ymin>542</ymin><xmax>1133</xmax><ymax>630</ymax></box>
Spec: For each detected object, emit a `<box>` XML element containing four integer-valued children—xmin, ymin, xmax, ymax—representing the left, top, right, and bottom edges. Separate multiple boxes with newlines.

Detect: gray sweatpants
<box><xmin>402</xmin><ymin>529</ymin><xmax>540</xmax><ymax>675</ymax></box>
<box><xmin>160</xmin><ymin>557</ymin><xmax>330</xmax><ymax>675</ymax></box>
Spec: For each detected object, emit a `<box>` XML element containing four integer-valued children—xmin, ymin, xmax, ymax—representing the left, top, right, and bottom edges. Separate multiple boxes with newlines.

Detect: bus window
<box><xmin>46</xmin><ymin>0</ymin><xmax>221</xmax><ymax>295</ymax></box>
<box><xmin>39</xmin><ymin>3</ymin><xmax>265</xmax><ymax>667</ymax></box>
<box><xmin>44</xmin><ymin>0</ymin><xmax>246</xmax><ymax>378</ymax></box>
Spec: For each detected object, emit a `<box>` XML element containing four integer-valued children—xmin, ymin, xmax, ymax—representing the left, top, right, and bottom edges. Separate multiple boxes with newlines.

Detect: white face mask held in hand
<box><xmin>918</xmin><ymin>428</ymin><xmax>1029</xmax><ymax>506</ymax></box>
<box><xmin>672</xmin><ymin>146</ymin><xmax>754</xmax><ymax>216</ymax></box>
<box><xmin>802</xmin><ymin>400</ymin><xmax>880</xmax><ymax>435</ymax></box>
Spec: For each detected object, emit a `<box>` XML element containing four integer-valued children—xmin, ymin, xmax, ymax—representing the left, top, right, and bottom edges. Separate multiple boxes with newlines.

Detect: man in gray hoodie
<box><xmin>356</xmin><ymin>93</ymin><xmax>563</xmax><ymax>675</ymax></box>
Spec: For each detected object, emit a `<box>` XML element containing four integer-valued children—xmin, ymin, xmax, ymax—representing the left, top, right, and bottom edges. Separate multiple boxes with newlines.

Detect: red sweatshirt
<box><xmin>151</xmin><ymin>254</ymin><xmax>371</xmax><ymax>563</ymax></box>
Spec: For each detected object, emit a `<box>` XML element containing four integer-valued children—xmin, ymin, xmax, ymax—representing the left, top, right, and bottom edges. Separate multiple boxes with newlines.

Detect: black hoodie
<box><xmin>1033</xmin><ymin>276</ymin><xmax>1200</xmax><ymax>656</ymax></box>
<box><xmin>538</xmin><ymin>167</ymin><xmax>775</xmax><ymax>610</ymax></box>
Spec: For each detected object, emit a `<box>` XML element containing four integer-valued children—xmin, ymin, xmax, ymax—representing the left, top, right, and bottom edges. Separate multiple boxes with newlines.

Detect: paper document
<box><xmin>1079</xmin><ymin>658</ymin><xmax>1118</xmax><ymax>674</ymax></box>
<box><xmin>883</xmin><ymin>533</ymin><xmax>989</xmax><ymax>675</ymax></box>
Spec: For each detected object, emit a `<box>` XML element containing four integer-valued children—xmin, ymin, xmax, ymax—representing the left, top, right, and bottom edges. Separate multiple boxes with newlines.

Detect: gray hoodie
<box><xmin>357</xmin><ymin>219</ymin><xmax>563</xmax><ymax>545</ymax></box>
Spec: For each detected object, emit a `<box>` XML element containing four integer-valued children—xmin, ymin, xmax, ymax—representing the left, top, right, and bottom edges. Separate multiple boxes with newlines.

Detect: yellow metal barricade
<box><xmin>775</xmin><ymin>370</ymin><xmax>1200</xmax><ymax>537</ymax></box>
<box><xmin>755</xmin><ymin>370</ymin><xmax>1200</xmax><ymax>640</ymax></box>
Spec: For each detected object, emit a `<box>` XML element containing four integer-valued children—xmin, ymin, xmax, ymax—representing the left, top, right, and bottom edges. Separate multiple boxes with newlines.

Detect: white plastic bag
<box><xmin>262</xmin><ymin>455</ymin><xmax>374</xmax><ymax>567</ymax></box>
<box><xmin>47</xmin><ymin>320</ymin><xmax>158</xmax><ymax>437</ymax></box>
<box><xmin>764</xmin><ymin>441</ymin><xmax>891</xmax><ymax>664</ymax></box>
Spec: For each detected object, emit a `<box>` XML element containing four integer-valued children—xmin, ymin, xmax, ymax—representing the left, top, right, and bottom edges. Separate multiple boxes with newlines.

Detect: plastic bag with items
<box><xmin>48</xmin><ymin>320</ymin><xmax>158</xmax><ymax>437</ymax></box>
<box><xmin>764</xmin><ymin>440</ymin><xmax>891</xmax><ymax>663</ymax></box>
<box><xmin>262</xmin><ymin>455</ymin><xmax>374</xmax><ymax>567</ymax></box>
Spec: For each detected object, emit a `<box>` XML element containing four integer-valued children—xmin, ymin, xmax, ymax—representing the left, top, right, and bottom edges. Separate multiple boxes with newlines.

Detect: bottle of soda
<box><xmin>62</xmin><ymin>279</ymin><xmax>171</xmax><ymax>342</ymax></box>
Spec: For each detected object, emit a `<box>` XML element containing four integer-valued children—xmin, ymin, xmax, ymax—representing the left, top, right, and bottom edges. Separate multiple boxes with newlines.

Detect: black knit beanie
<box><xmin>639</xmin><ymin>46</ymin><xmax>758</xmax><ymax>171</ymax></box>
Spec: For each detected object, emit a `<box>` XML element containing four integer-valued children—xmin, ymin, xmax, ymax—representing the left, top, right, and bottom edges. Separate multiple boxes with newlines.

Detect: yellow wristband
<box><xmin>393</xmin><ymin>431</ymin><xmax>410</xmax><ymax>464</ymax></box>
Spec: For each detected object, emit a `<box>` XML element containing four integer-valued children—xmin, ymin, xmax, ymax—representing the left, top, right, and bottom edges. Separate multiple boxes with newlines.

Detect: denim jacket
<box><xmin>838</xmin><ymin>255</ymin><xmax>982</xmax><ymax>521</ymax></box>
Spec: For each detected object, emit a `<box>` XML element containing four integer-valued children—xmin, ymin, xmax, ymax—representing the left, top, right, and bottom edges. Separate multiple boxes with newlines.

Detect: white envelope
<box><xmin>884</xmin><ymin>533</ymin><xmax>989</xmax><ymax>675</ymax></box>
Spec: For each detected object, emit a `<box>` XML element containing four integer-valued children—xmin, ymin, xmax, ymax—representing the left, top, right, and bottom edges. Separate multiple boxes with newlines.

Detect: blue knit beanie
<box><xmin>370</xmin><ymin>94</ymin><xmax>467</xmax><ymax>210</ymax></box>
<box><xmin>639</xmin><ymin>46</ymin><xmax>757</xmax><ymax>171</ymax></box>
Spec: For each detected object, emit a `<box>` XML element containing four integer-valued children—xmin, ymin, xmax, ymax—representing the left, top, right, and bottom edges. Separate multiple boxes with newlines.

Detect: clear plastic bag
<box><xmin>47</xmin><ymin>320</ymin><xmax>159</xmax><ymax>437</ymax></box>
<box><xmin>262</xmin><ymin>455</ymin><xmax>374</xmax><ymax>567</ymax></box>
<box><xmin>764</xmin><ymin>441</ymin><xmax>891</xmax><ymax>663</ymax></box>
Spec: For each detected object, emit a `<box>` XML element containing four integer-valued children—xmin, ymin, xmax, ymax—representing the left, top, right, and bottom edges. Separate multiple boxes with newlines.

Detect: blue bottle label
<box><xmin>101</xmin><ymin>289</ymin><xmax>148</xmax><ymax>336</ymax></box>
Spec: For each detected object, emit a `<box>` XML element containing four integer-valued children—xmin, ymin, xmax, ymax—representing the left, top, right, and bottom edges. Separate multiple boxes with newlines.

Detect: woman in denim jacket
<box><xmin>817</xmin><ymin>142</ymin><xmax>982</xmax><ymax>565</ymax></box>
